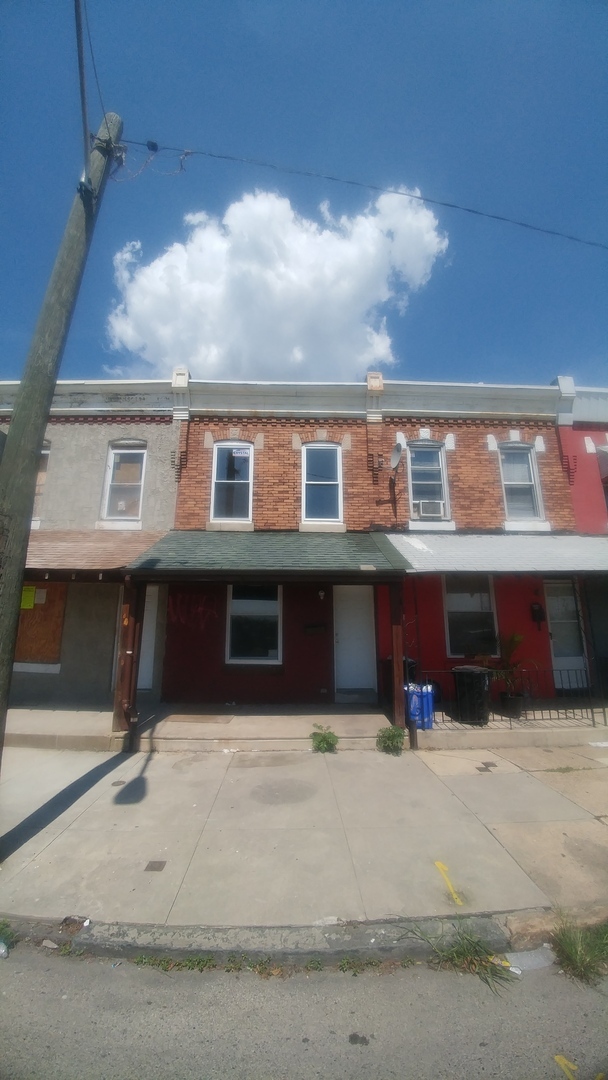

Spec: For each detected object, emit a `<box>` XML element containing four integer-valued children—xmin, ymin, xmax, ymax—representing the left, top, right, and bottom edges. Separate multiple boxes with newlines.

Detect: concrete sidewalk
<box><xmin>0</xmin><ymin>743</ymin><xmax>607</xmax><ymax>944</ymax></box>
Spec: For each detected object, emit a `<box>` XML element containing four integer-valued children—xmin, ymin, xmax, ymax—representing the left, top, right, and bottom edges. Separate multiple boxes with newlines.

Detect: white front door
<box><xmin>137</xmin><ymin>585</ymin><xmax>160</xmax><ymax>691</ymax></box>
<box><xmin>545</xmin><ymin>580</ymin><xmax>588</xmax><ymax>690</ymax></box>
<box><xmin>333</xmin><ymin>585</ymin><xmax>377</xmax><ymax>703</ymax></box>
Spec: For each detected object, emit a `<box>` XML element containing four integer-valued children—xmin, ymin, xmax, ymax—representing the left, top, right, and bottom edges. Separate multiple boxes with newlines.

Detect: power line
<box><xmin>122</xmin><ymin>138</ymin><xmax>608</xmax><ymax>252</ymax></box>
<box><xmin>73</xmin><ymin>0</ymin><xmax>90</xmax><ymax>183</ymax></box>
<box><xmin>82</xmin><ymin>0</ymin><xmax>111</xmax><ymax>143</ymax></box>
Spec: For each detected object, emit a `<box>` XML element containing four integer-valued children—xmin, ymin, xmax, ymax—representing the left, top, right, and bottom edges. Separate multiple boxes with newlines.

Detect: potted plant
<box><xmin>477</xmin><ymin>633</ymin><xmax>534</xmax><ymax>719</ymax></box>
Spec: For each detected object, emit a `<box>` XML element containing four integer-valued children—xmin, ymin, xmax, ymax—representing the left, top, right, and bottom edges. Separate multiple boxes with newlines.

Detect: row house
<box><xmin>127</xmin><ymin>371</ymin><xmax>607</xmax><ymax>729</ymax></box>
<box><xmin>2</xmin><ymin>370</ymin><xmax>607</xmax><ymax>742</ymax></box>
<box><xmin>0</xmin><ymin>378</ymin><xmax>181</xmax><ymax>716</ymax></box>
<box><xmin>556</xmin><ymin>379</ymin><xmax>608</xmax><ymax>693</ymax></box>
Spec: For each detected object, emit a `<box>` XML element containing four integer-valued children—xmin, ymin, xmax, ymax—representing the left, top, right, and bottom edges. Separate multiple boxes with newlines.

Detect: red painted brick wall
<box><xmin>558</xmin><ymin>426</ymin><xmax>608</xmax><ymax>533</ymax></box>
<box><xmin>162</xmin><ymin>581</ymin><xmax>333</xmax><ymax>704</ymax></box>
<box><xmin>175</xmin><ymin>416</ymin><xmax>576</xmax><ymax>532</ymax></box>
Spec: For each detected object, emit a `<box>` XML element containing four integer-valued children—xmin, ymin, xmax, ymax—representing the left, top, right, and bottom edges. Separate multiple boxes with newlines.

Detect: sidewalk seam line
<box><xmin>324</xmin><ymin>754</ymin><xmax>367</xmax><ymax>921</ymax></box>
<box><xmin>163</xmin><ymin>756</ymin><xmax>232</xmax><ymax>926</ymax></box>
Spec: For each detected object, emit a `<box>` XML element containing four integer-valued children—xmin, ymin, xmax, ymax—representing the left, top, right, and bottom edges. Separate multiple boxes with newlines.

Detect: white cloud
<box><xmin>107</xmin><ymin>188</ymin><xmax>447</xmax><ymax>381</ymax></box>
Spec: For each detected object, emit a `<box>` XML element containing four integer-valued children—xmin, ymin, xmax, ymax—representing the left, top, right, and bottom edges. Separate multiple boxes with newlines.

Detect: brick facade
<box><xmin>175</xmin><ymin>415</ymin><xmax>576</xmax><ymax>532</ymax></box>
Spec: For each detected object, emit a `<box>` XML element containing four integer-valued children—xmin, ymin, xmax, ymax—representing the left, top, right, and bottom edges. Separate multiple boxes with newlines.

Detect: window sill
<box><xmin>503</xmin><ymin>520</ymin><xmax>551</xmax><ymax>532</ymax></box>
<box><xmin>96</xmin><ymin>520</ymin><xmax>142</xmax><ymax>531</ymax></box>
<box><xmin>13</xmin><ymin>662</ymin><xmax>61</xmax><ymax>674</ymax></box>
<box><xmin>299</xmin><ymin>521</ymin><xmax>346</xmax><ymax>533</ymax></box>
<box><xmin>408</xmin><ymin>520</ymin><xmax>456</xmax><ymax>532</ymax></box>
<box><xmin>207</xmin><ymin>520</ymin><xmax>254</xmax><ymax>531</ymax></box>
<box><xmin>225</xmin><ymin>659</ymin><xmax>282</xmax><ymax>666</ymax></box>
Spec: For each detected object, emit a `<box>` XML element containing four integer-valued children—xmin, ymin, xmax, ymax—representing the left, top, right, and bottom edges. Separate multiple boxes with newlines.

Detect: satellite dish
<box><xmin>396</xmin><ymin>432</ymin><xmax>406</xmax><ymax>446</ymax></box>
<box><xmin>390</xmin><ymin>443</ymin><xmax>403</xmax><ymax>469</ymax></box>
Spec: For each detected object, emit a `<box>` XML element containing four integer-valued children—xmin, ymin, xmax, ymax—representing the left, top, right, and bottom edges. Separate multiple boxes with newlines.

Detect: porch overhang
<box><xmin>385</xmin><ymin>532</ymin><xmax>608</xmax><ymax>574</ymax></box>
<box><xmin>24</xmin><ymin>529</ymin><xmax>167</xmax><ymax>580</ymax></box>
<box><xmin>127</xmin><ymin>529</ymin><xmax>411</xmax><ymax>583</ymax></box>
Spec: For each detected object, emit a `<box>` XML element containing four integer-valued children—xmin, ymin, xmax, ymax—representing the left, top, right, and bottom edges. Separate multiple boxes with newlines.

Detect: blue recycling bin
<box><xmin>405</xmin><ymin>683</ymin><xmax>434</xmax><ymax>729</ymax></box>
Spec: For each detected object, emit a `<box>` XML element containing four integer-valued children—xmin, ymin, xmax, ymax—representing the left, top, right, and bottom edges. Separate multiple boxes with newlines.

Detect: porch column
<box><xmin>112</xmin><ymin>578</ymin><xmax>146</xmax><ymax>736</ymax></box>
<box><xmin>389</xmin><ymin>582</ymin><xmax>406</xmax><ymax>729</ymax></box>
<box><xmin>389</xmin><ymin>581</ymin><xmax>418</xmax><ymax>748</ymax></box>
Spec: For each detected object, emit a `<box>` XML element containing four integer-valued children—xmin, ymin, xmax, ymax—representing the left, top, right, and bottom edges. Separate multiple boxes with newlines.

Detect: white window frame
<box><xmin>407</xmin><ymin>440</ymin><xmax>450</xmax><ymax>521</ymax></box>
<box><xmin>301</xmin><ymin>443</ymin><xmax>343</xmax><ymax>523</ymax></box>
<box><xmin>443</xmin><ymin>574</ymin><xmax>498</xmax><ymax>659</ymax></box>
<box><xmin>225</xmin><ymin>583</ymin><xmax>283</xmax><ymax>665</ymax></box>
<box><xmin>211</xmin><ymin>442</ymin><xmax>253</xmax><ymax>523</ymax></box>
<box><xmin>498</xmin><ymin>443</ymin><xmax>544</xmax><ymax>523</ymax></box>
<box><xmin>31</xmin><ymin>445</ymin><xmax>50</xmax><ymax>528</ymax></box>
<box><xmin>102</xmin><ymin>444</ymin><xmax>147</xmax><ymax>522</ymax></box>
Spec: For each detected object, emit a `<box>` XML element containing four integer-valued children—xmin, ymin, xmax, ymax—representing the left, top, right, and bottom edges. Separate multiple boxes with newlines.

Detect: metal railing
<box><xmin>412</xmin><ymin>667</ymin><xmax>608</xmax><ymax>729</ymax></box>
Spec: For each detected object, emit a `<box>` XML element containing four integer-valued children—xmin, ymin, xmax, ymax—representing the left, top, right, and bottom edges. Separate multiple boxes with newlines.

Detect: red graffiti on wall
<box><xmin>168</xmin><ymin>590</ymin><xmax>220</xmax><ymax>630</ymax></box>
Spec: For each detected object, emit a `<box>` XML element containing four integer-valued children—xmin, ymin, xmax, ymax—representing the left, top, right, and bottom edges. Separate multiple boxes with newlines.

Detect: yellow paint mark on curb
<box><xmin>555</xmin><ymin>1056</ymin><xmax>578</xmax><ymax>1079</ymax></box>
<box><xmin>434</xmin><ymin>861</ymin><xmax>463</xmax><ymax>906</ymax></box>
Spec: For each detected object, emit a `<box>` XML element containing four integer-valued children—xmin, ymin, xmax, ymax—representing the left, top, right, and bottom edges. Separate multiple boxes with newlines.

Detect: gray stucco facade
<box><xmin>0</xmin><ymin>378</ymin><xmax>182</xmax><ymax>715</ymax></box>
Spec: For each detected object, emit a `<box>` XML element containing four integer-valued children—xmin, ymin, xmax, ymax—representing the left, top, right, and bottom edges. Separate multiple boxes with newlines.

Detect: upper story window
<box><xmin>499</xmin><ymin>444</ymin><xmax>543</xmax><ymax>520</ymax></box>
<box><xmin>212</xmin><ymin>443</ymin><xmax>253</xmax><ymax>521</ymax></box>
<box><xmin>302</xmin><ymin>444</ymin><xmax>342</xmax><ymax>522</ymax></box>
<box><xmin>103</xmin><ymin>445</ymin><xmax>146</xmax><ymax>520</ymax></box>
<box><xmin>407</xmin><ymin>442</ymin><xmax>449</xmax><ymax>520</ymax></box>
<box><xmin>32</xmin><ymin>445</ymin><xmax>50</xmax><ymax>521</ymax></box>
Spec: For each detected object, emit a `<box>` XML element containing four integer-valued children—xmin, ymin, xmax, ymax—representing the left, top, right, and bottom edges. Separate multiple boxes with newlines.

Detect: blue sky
<box><xmin>1</xmin><ymin>1</ymin><xmax>606</xmax><ymax>386</ymax></box>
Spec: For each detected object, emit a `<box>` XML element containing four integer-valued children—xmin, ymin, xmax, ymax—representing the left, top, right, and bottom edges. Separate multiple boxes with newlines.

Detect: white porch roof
<box><xmin>385</xmin><ymin>532</ymin><xmax>608</xmax><ymax>574</ymax></box>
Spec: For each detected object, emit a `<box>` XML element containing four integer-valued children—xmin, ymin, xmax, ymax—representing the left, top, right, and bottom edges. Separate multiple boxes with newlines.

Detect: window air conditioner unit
<box><xmin>418</xmin><ymin>500</ymin><xmax>444</xmax><ymax>518</ymax></box>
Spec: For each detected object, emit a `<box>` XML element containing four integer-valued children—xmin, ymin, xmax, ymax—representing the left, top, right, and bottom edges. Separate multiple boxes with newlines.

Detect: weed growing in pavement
<box><xmin>310</xmin><ymin>724</ymin><xmax>339</xmax><ymax>753</ymax></box>
<box><xmin>338</xmin><ymin>955</ymin><xmax>381</xmax><ymax>976</ymax></box>
<box><xmin>399</xmin><ymin>924</ymin><xmax>513</xmax><ymax>993</ymax></box>
<box><xmin>376</xmin><ymin>726</ymin><xmax>405</xmax><ymax>755</ymax></box>
<box><xmin>552</xmin><ymin>917</ymin><xmax>608</xmax><ymax>984</ymax></box>
<box><xmin>304</xmin><ymin>957</ymin><xmax>324</xmax><ymax>971</ymax></box>
<box><xmin>134</xmin><ymin>954</ymin><xmax>217</xmax><ymax>972</ymax></box>
<box><xmin>224</xmin><ymin>953</ymin><xmax>247</xmax><ymax>972</ymax></box>
<box><xmin>544</xmin><ymin>766</ymin><xmax>592</xmax><ymax>774</ymax></box>
<box><xmin>0</xmin><ymin>919</ymin><xmax>17</xmax><ymax>950</ymax></box>
<box><xmin>249</xmin><ymin>956</ymin><xmax>284</xmax><ymax>978</ymax></box>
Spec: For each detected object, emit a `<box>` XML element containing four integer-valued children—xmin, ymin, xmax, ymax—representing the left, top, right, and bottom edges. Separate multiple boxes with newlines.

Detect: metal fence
<box><xmin>412</xmin><ymin>667</ymin><xmax>608</xmax><ymax>729</ymax></box>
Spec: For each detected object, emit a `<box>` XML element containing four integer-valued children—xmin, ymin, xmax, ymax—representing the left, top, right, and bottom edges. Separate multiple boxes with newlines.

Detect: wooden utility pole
<box><xmin>0</xmin><ymin>113</ymin><xmax>123</xmax><ymax>775</ymax></box>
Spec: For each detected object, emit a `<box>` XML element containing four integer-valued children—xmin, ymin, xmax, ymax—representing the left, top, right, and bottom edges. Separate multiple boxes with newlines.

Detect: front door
<box><xmin>333</xmin><ymin>585</ymin><xmax>377</xmax><ymax>703</ymax></box>
<box><xmin>545</xmin><ymin>580</ymin><xmax>588</xmax><ymax>690</ymax></box>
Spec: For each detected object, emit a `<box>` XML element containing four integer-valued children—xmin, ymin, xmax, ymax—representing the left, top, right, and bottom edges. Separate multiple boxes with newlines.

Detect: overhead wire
<box><xmin>73</xmin><ymin>0</ymin><xmax>91</xmax><ymax>183</ymax></box>
<box><xmin>122</xmin><ymin>137</ymin><xmax>608</xmax><ymax>252</ymax></box>
<box><xmin>82</xmin><ymin>0</ymin><xmax>112</xmax><ymax>143</ymax></box>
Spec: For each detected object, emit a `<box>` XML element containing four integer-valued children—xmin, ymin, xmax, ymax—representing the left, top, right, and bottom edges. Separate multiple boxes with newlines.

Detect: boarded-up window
<box><xmin>14</xmin><ymin>582</ymin><xmax>67</xmax><ymax>664</ymax></box>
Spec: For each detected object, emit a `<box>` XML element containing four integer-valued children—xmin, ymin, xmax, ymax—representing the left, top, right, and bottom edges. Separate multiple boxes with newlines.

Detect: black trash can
<box><xmin>452</xmin><ymin>665</ymin><xmax>490</xmax><ymax>725</ymax></box>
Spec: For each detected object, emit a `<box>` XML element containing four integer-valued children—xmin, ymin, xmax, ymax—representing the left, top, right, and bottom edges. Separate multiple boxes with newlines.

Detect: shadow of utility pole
<box><xmin>112</xmin><ymin>751</ymin><xmax>154</xmax><ymax>805</ymax></box>
<box><xmin>0</xmin><ymin>753</ymin><xmax>131</xmax><ymax>861</ymax></box>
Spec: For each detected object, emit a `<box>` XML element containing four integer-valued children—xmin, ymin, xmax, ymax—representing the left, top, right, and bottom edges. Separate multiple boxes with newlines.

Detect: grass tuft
<box><xmin>400</xmin><ymin>924</ymin><xmax>513</xmax><ymax>993</ymax></box>
<box><xmin>134</xmin><ymin>954</ymin><xmax>217</xmax><ymax>972</ymax></box>
<box><xmin>552</xmin><ymin>917</ymin><xmax>608</xmax><ymax>984</ymax></box>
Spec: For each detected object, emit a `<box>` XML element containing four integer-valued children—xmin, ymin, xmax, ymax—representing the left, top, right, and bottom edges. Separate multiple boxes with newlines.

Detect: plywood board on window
<box><xmin>15</xmin><ymin>582</ymin><xmax>67</xmax><ymax>664</ymax></box>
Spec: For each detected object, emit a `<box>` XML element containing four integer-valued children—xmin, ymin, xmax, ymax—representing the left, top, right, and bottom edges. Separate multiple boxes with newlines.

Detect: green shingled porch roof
<box><xmin>128</xmin><ymin>530</ymin><xmax>411</xmax><ymax>577</ymax></box>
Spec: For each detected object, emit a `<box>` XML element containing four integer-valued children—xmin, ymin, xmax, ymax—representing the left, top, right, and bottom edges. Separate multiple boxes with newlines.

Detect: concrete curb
<box><xmin>0</xmin><ymin>911</ymin><xmax>537</xmax><ymax>964</ymax></box>
<box><xmin>4</xmin><ymin>905</ymin><xmax>607</xmax><ymax>965</ymax></box>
